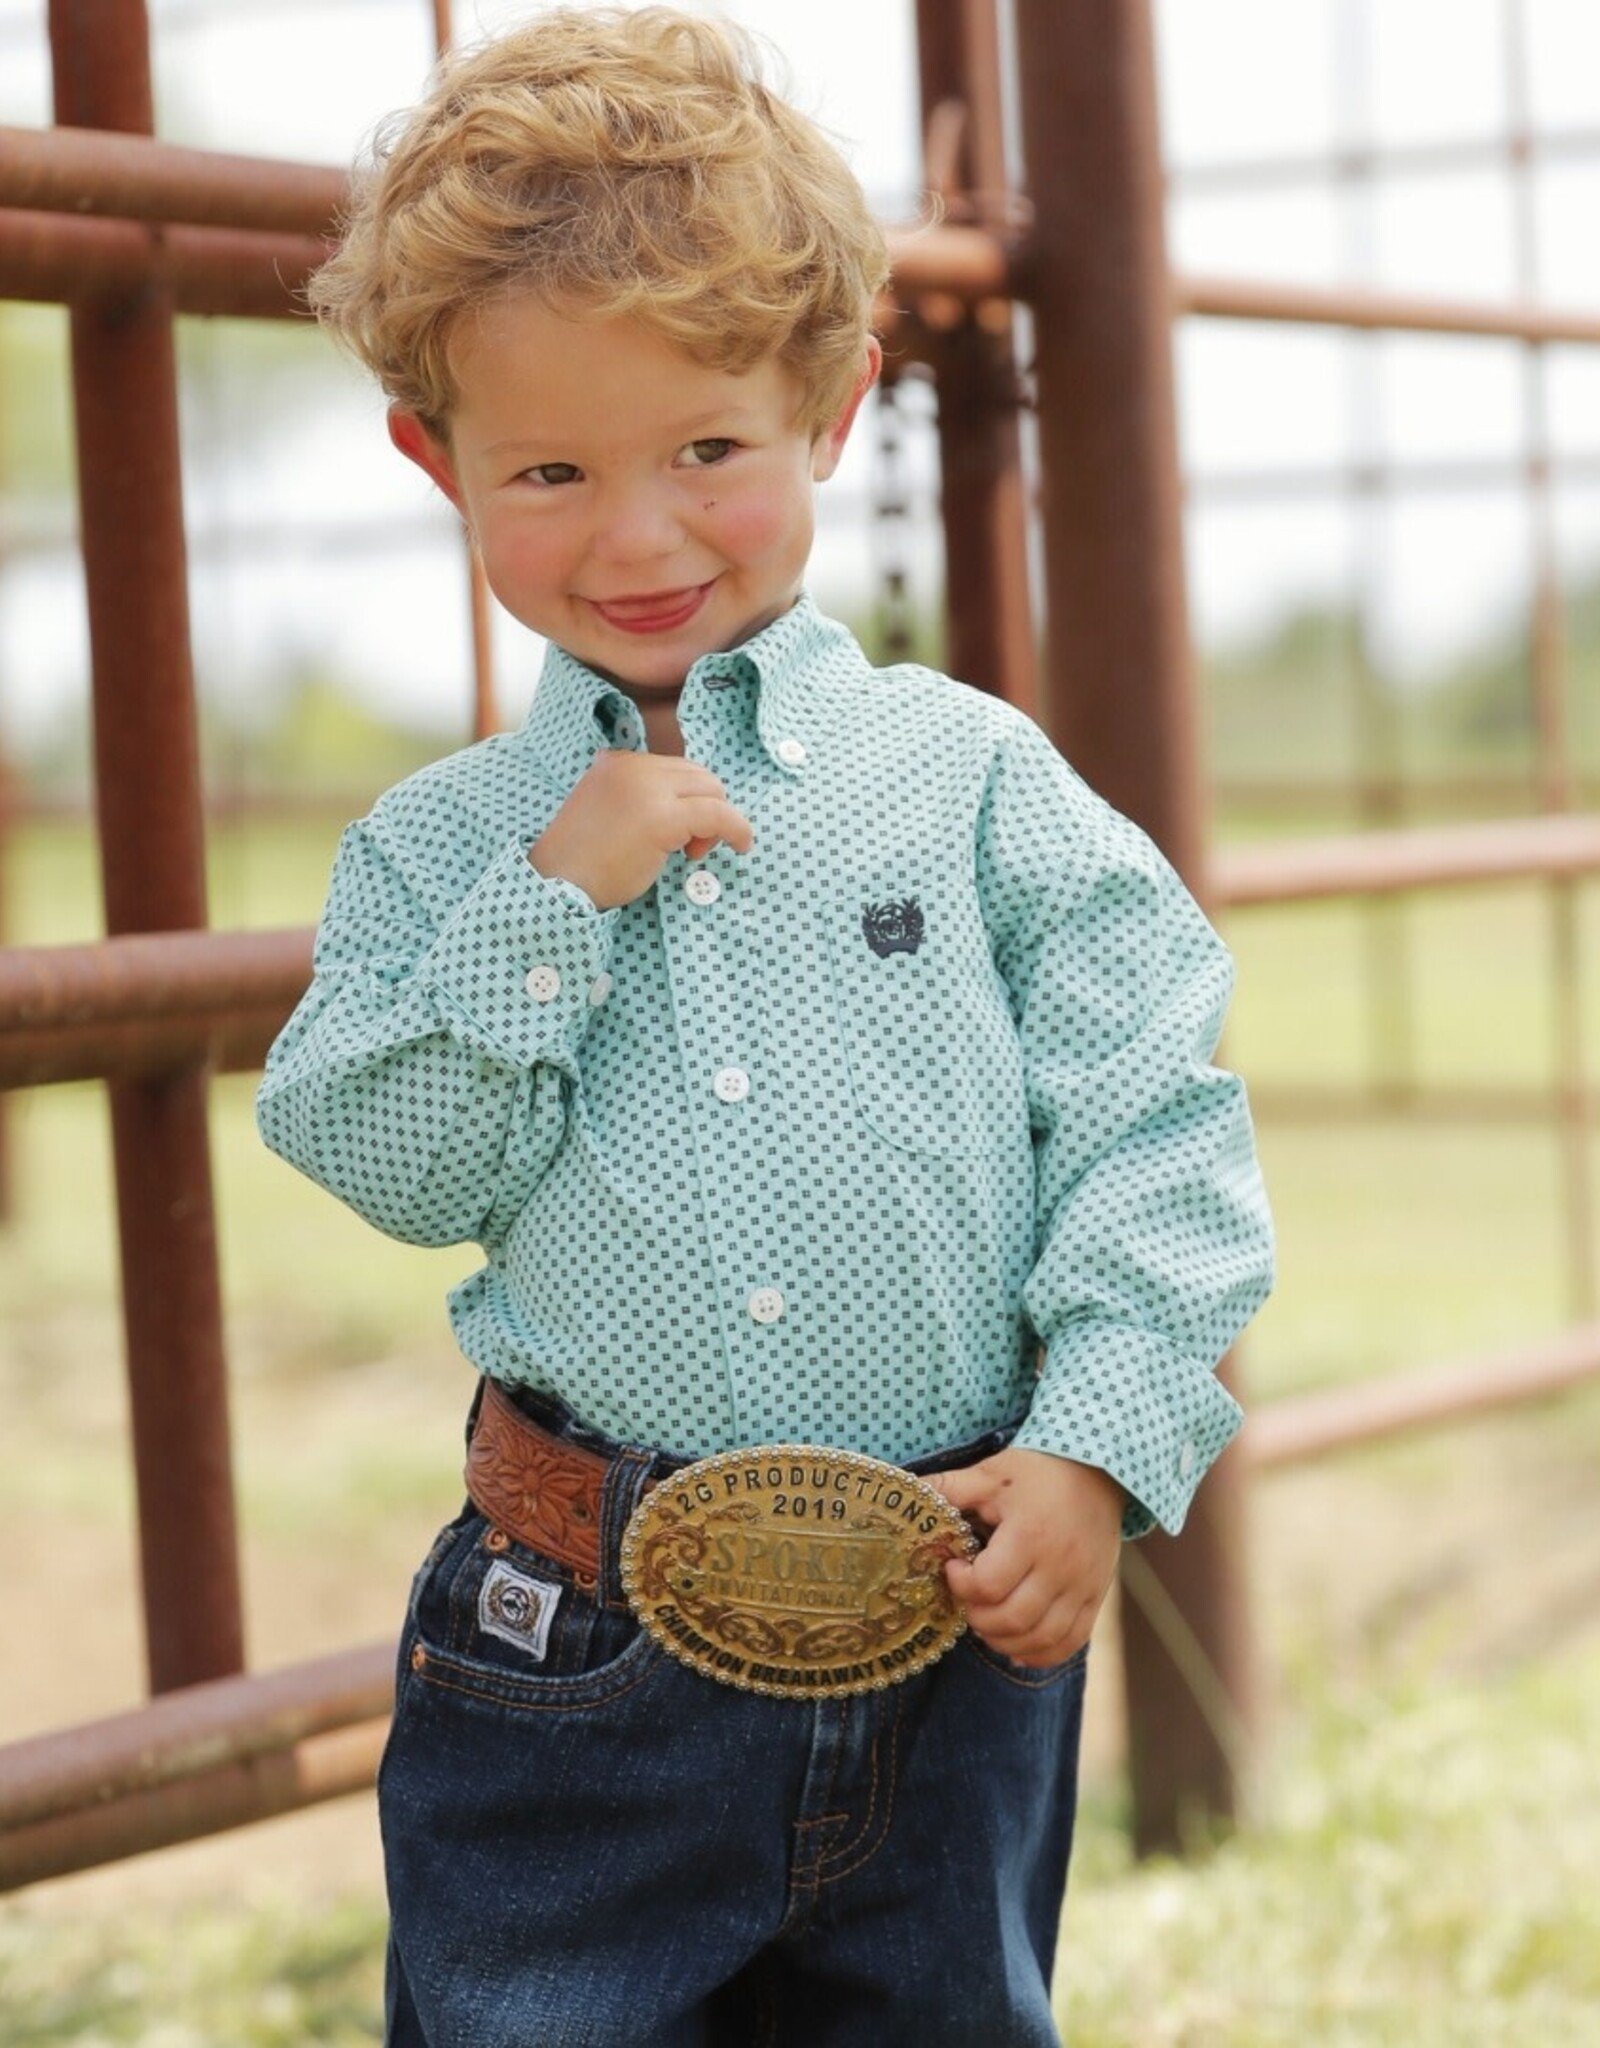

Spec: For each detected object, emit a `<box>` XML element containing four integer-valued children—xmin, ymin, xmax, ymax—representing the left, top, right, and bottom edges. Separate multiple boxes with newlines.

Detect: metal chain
<box><xmin>869</xmin><ymin>367</ymin><xmax>918</xmax><ymax>665</ymax></box>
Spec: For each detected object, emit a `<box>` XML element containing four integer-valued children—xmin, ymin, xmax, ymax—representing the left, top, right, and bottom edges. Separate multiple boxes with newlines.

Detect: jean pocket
<box><xmin>409</xmin><ymin>1510</ymin><xmax>662</xmax><ymax>1711</ymax></box>
<box><xmin>824</xmin><ymin>874</ymin><xmax>1027</xmax><ymax>1158</ymax></box>
<box><xmin>959</xmin><ymin>1631</ymin><xmax>1090</xmax><ymax>1691</ymax></box>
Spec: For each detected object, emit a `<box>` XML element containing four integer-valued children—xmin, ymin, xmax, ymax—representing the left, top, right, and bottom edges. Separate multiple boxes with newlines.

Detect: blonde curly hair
<box><xmin>306</xmin><ymin>5</ymin><xmax>889</xmax><ymax>441</ymax></box>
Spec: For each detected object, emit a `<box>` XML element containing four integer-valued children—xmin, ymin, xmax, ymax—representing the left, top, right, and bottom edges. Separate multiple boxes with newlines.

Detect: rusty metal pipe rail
<box><xmin>1246</xmin><ymin>1322</ymin><xmax>1600</xmax><ymax>1470</ymax></box>
<box><xmin>0</xmin><ymin>1642</ymin><xmax>394</xmax><ymax>1892</ymax></box>
<box><xmin>11</xmin><ymin>125</ymin><xmax>1600</xmax><ymax>355</ymax></box>
<box><xmin>1211</xmin><ymin>812</ymin><xmax>1600</xmax><ymax>908</ymax></box>
<box><xmin>0</xmin><ymin>1720</ymin><xmax>388</xmax><ymax>1891</ymax></box>
<box><xmin>12</xmin><ymin>201</ymin><xmax>1600</xmax><ymax>356</ymax></box>
<box><xmin>1170</xmin><ymin>127</ymin><xmax>1600</xmax><ymax>190</ymax></box>
<box><xmin>0</xmin><ymin>1641</ymin><xmax>394</xmax><ymax>1832</ymax></box>
<box><xmin>0</xmin><ymin>121</ymin><xmax>348</xmax><ymax>234</ymax></box>
<box><xmin>0</xmin><ymin>209</ymin><xmax>330</xmax><ymax>316</ymax></box>
<box><xmin>1247</xmin><ymin>1084</ymin><xmax>1600</xmax><ymax>1126</ymax></box>
<box><xmin>3</xmin><ymin>813</ymin><xmax>1594</xmax><ymax>1088</ymax></box>
<box><xmin>0</xmin><ymin>928</ymin><xmax>310</xmax><ymax>1087</ymax></box>
<box><xmin>13</xmin><ymin>124</ymin><xmax>1600</xmax><ymax>348</ymax></box>
<box><xmin>4</xmin><ymin>1312</ymin><xmax>1596</xmax><ymax>1891</ymax></box>
<box><xmin>0</xmin><ymin>214</ymin><xmax>1010</xmax><ymax>324</ymax></box>
<box><xmin>0</xmin><ymin>122</ymin><xmax>1020</xmax><ymax>306</ymax></box>
<box><xmin>1175</xmin><ymin>270</ymin><xmax>1600</xmax><ymax>348</ymax></box>
<box><xmin>0</xmin><ymin>928</ymin><xmax>312</xmax><ymax>1027</ymax></box>
<box><xmin>1188</xmin><ymin>452</ymin><xmax>1600</xmax><ymax>500</ymax></box>
<box><xmin>0</xmin><ymin>1014</ymin><xmax>286</xmax><ymax>1087</ymax></box>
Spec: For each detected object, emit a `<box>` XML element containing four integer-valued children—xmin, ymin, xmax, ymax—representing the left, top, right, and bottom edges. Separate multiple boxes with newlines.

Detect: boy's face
<box><xmin>389</xmin><ymin>295</ymin><xmax>880</xmax><ymax>695</ymax></box>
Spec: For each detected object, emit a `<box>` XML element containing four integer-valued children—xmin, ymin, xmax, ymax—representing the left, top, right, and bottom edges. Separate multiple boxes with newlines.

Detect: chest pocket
<box><xmin>823</xmin><ymin>876</ymin><xmax>1026</xmax><ymax>1157</ymax></box>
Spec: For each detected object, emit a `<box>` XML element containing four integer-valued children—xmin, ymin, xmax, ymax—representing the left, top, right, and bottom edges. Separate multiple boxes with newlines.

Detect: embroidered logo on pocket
<box><xmin>861</xmin><ymin>898</ymin><xmax>925</xmax><ymax>958</ymax></box>
<box><xmin>477</xmin><ymin>1560</ymin><xmax>562</xmax><ymax>1660</ymax></box>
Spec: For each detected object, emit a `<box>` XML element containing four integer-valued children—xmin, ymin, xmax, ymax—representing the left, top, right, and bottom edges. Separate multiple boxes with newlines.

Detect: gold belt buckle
<box><xmin>620</xmin><ymin>1444</ymin><xmax>977</xmax><ymax>1699</ymax></box>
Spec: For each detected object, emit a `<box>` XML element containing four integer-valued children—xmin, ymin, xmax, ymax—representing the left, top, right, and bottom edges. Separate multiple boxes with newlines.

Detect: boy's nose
<box><xmin>590</xmin><ymin>490</ymin><xmax>689</xmax><ymax>567</ymax></box>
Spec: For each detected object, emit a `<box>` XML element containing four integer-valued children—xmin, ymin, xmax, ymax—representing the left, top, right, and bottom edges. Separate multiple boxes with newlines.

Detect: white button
<box><xmin>684</xmin><ymin>868</ymin><xmax>721</xmax><ymax>905</ymax></box>
<box><xmin>525</xmin><ymin>964</ymin><xmax>562</xmax><ymax>1003</ymax></box>
<box><xmin>1178</xmin><ymin>1440</ymin><xmax>1196</xmax><ymax>1479</ymax></box>
<box><xmin>588</xmin><ymin>973</ymin><xmax>613</xmax><ymax>1006</ymax></box>
<box><xmin>714</xmin><ymin>1066</ymin><xmax>750</xmax><ymax>1102</ymax></box>
<box><xmin>776</xmin><ymin>736</ymin><xmax>807</xmax><ymax>767</ymax></box>
<box><xmin>748</xmin><ymin>1286</ymin><xmax>785</xmax><ymax>1324</ymax></box>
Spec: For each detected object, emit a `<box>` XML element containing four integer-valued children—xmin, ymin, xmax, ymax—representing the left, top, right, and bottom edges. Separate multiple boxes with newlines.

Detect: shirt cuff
<box><xmin>414</xmin><ymin>834</ymin><xmax>621</xmax><ymax>1076</ymax></box>
<box><xmin>1013</xmin><ymin>1323</ymin><xmax>1245</xmax><ymax>1541</ymax></box>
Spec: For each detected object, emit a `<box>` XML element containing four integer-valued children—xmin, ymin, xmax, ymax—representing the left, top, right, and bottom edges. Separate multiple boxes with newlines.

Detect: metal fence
<box><xmin>1</xmin><ymin>0</ymin><xmax>1597</xmax><ymax>1890</ymax></box>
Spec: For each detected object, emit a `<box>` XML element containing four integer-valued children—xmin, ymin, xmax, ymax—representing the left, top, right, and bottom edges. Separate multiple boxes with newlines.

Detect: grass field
<box><xmin>2</xmin><ymin>812</ymin><xmax>1599</xmax><ymax>2043</ymax></box>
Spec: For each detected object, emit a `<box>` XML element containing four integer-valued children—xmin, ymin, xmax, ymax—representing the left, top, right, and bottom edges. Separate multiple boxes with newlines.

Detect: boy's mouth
<box><xmin>588</xmin><ymin>581</ymin><xmax>714</xmax><ymax>634</ymax></box>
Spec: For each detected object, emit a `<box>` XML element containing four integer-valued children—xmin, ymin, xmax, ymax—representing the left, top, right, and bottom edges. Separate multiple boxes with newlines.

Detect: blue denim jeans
<box><xmin>378</xmin><ymin>1384</ymin><xmax>1089</xmax><ymax>2046</ymax></box>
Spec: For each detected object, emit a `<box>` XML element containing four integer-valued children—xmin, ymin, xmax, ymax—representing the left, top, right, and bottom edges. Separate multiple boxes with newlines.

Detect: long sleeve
<box><xmin>256</xmin><ymin>803</ymin><xmax>620</xmax><ymax>1250</ymax></box>
<box><xmin>974</xmin><ymin>712</ymin><xmax>1276</xmax><ymax>1540</ymax></box>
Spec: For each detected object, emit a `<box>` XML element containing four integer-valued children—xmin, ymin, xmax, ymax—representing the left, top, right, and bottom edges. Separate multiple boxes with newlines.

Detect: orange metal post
<box><xmin>1012</xmin><ymin>0</ymin><xmax>1255</xmax><ymax>1854</ymax></box>
<box><xmin>47</xmin><ymin>0</ymin><xmax>244</xmax><ymax>1691</ymax></box>
<box><xmin>913</xmin><ymin>0</ymin><xmax>1036</xmax><ymax>711</ymax></box>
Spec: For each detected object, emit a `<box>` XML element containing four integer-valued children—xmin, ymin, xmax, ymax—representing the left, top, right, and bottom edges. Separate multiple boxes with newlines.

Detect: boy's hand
<box><xmin>925</xmin><ymin>1448</ymin><xmax>1124</xmax><ymax>1669</ymax></box>
<box><xmin>529</xmin><ymin>748</ymin><xmax>754</xmax><ymax>911</ymax></box>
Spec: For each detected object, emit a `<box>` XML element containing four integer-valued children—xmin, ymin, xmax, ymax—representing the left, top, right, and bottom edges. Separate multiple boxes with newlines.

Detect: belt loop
<box><xmin>598</xmin><ymin>1449</ymin><xmax>654</xmax><ymax>1610</ymax></box>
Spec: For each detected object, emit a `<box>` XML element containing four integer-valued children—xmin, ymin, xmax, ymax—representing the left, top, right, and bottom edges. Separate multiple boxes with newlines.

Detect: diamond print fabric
<box><xmin>256</xmin><ymin>593</ymin><xmax>1275</xmax><ymax>1539</ymax></box>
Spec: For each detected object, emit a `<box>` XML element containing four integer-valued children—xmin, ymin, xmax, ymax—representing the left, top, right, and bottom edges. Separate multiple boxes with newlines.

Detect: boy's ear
<box><xmin>387</xmin><ymin>405</ymin><xmax>466</xmax><ymax>514</ymax></box>
<box><xmin>811</xmin><ymin>338</ymin><xmax>883</xmax><ymax>483</ymax></box>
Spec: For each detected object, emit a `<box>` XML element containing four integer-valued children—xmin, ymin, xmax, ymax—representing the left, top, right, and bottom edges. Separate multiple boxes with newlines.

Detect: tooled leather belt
<box><xmin>462</xmin><ymin>1375</ymin><xmax>984</xmax><ymax>1700</ymax></box>
<box><xmin>463</xmin><ymin>1375</ymin><xmax>653</xmax><ymax>1582</ymax></box>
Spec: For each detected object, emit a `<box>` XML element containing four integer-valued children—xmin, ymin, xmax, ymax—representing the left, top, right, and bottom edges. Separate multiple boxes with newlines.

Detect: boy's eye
<box><xmin>680</xmin><ymin>438</ymin><xmax>736</xmax><ymax>468</ymax></box>
<box><xmin>524</xmin><ymin>462</ymin><xmax>581</xmax><ymax>487</ymax></box>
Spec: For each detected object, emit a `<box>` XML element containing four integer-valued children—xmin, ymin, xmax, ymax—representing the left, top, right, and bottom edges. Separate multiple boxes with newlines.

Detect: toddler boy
<box><xmin>257</xmin><ymin>8</ymin><xmax>1275</xmax><ymax>2043</ymax></box>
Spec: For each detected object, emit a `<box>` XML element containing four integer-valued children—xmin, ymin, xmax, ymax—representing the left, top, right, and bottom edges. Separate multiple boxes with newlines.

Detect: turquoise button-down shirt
<box><xmin>256</xmin><ymin>593</ymin><xmax>1274</xmax><ymax>1540</ymax></box>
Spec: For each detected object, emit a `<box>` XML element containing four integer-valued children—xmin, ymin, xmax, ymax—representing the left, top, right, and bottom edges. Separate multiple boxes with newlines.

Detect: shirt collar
<box><xmin>519</xmin><ymin>590</ymin><xmax>867</xmax><ymax>791</ymax></box>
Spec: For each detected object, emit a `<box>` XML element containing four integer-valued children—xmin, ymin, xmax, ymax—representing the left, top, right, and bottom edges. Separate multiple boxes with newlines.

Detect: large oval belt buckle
<box><xmin>620</xmin><ymin>1445</ymin><xmax>978</xmax><ymax>1699</ymax></box>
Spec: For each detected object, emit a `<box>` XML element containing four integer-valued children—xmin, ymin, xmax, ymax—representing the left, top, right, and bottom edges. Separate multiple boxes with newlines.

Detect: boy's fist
<box><xmin>926</xmin><ymin>1448</ymin><xmax>1124</xmax><ymax>1669</ymax></box>
<box><xmin>529</xmin><ymin>747</ymin><xmax>755</xmax><ymax>910</ymax></box>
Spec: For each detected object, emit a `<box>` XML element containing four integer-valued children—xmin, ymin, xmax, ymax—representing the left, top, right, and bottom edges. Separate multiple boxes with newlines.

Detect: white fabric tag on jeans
<box><xmin>477</xmin><ymin>1559</ymin><xmax>562</xmax><ymax>1661</ymax></box>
